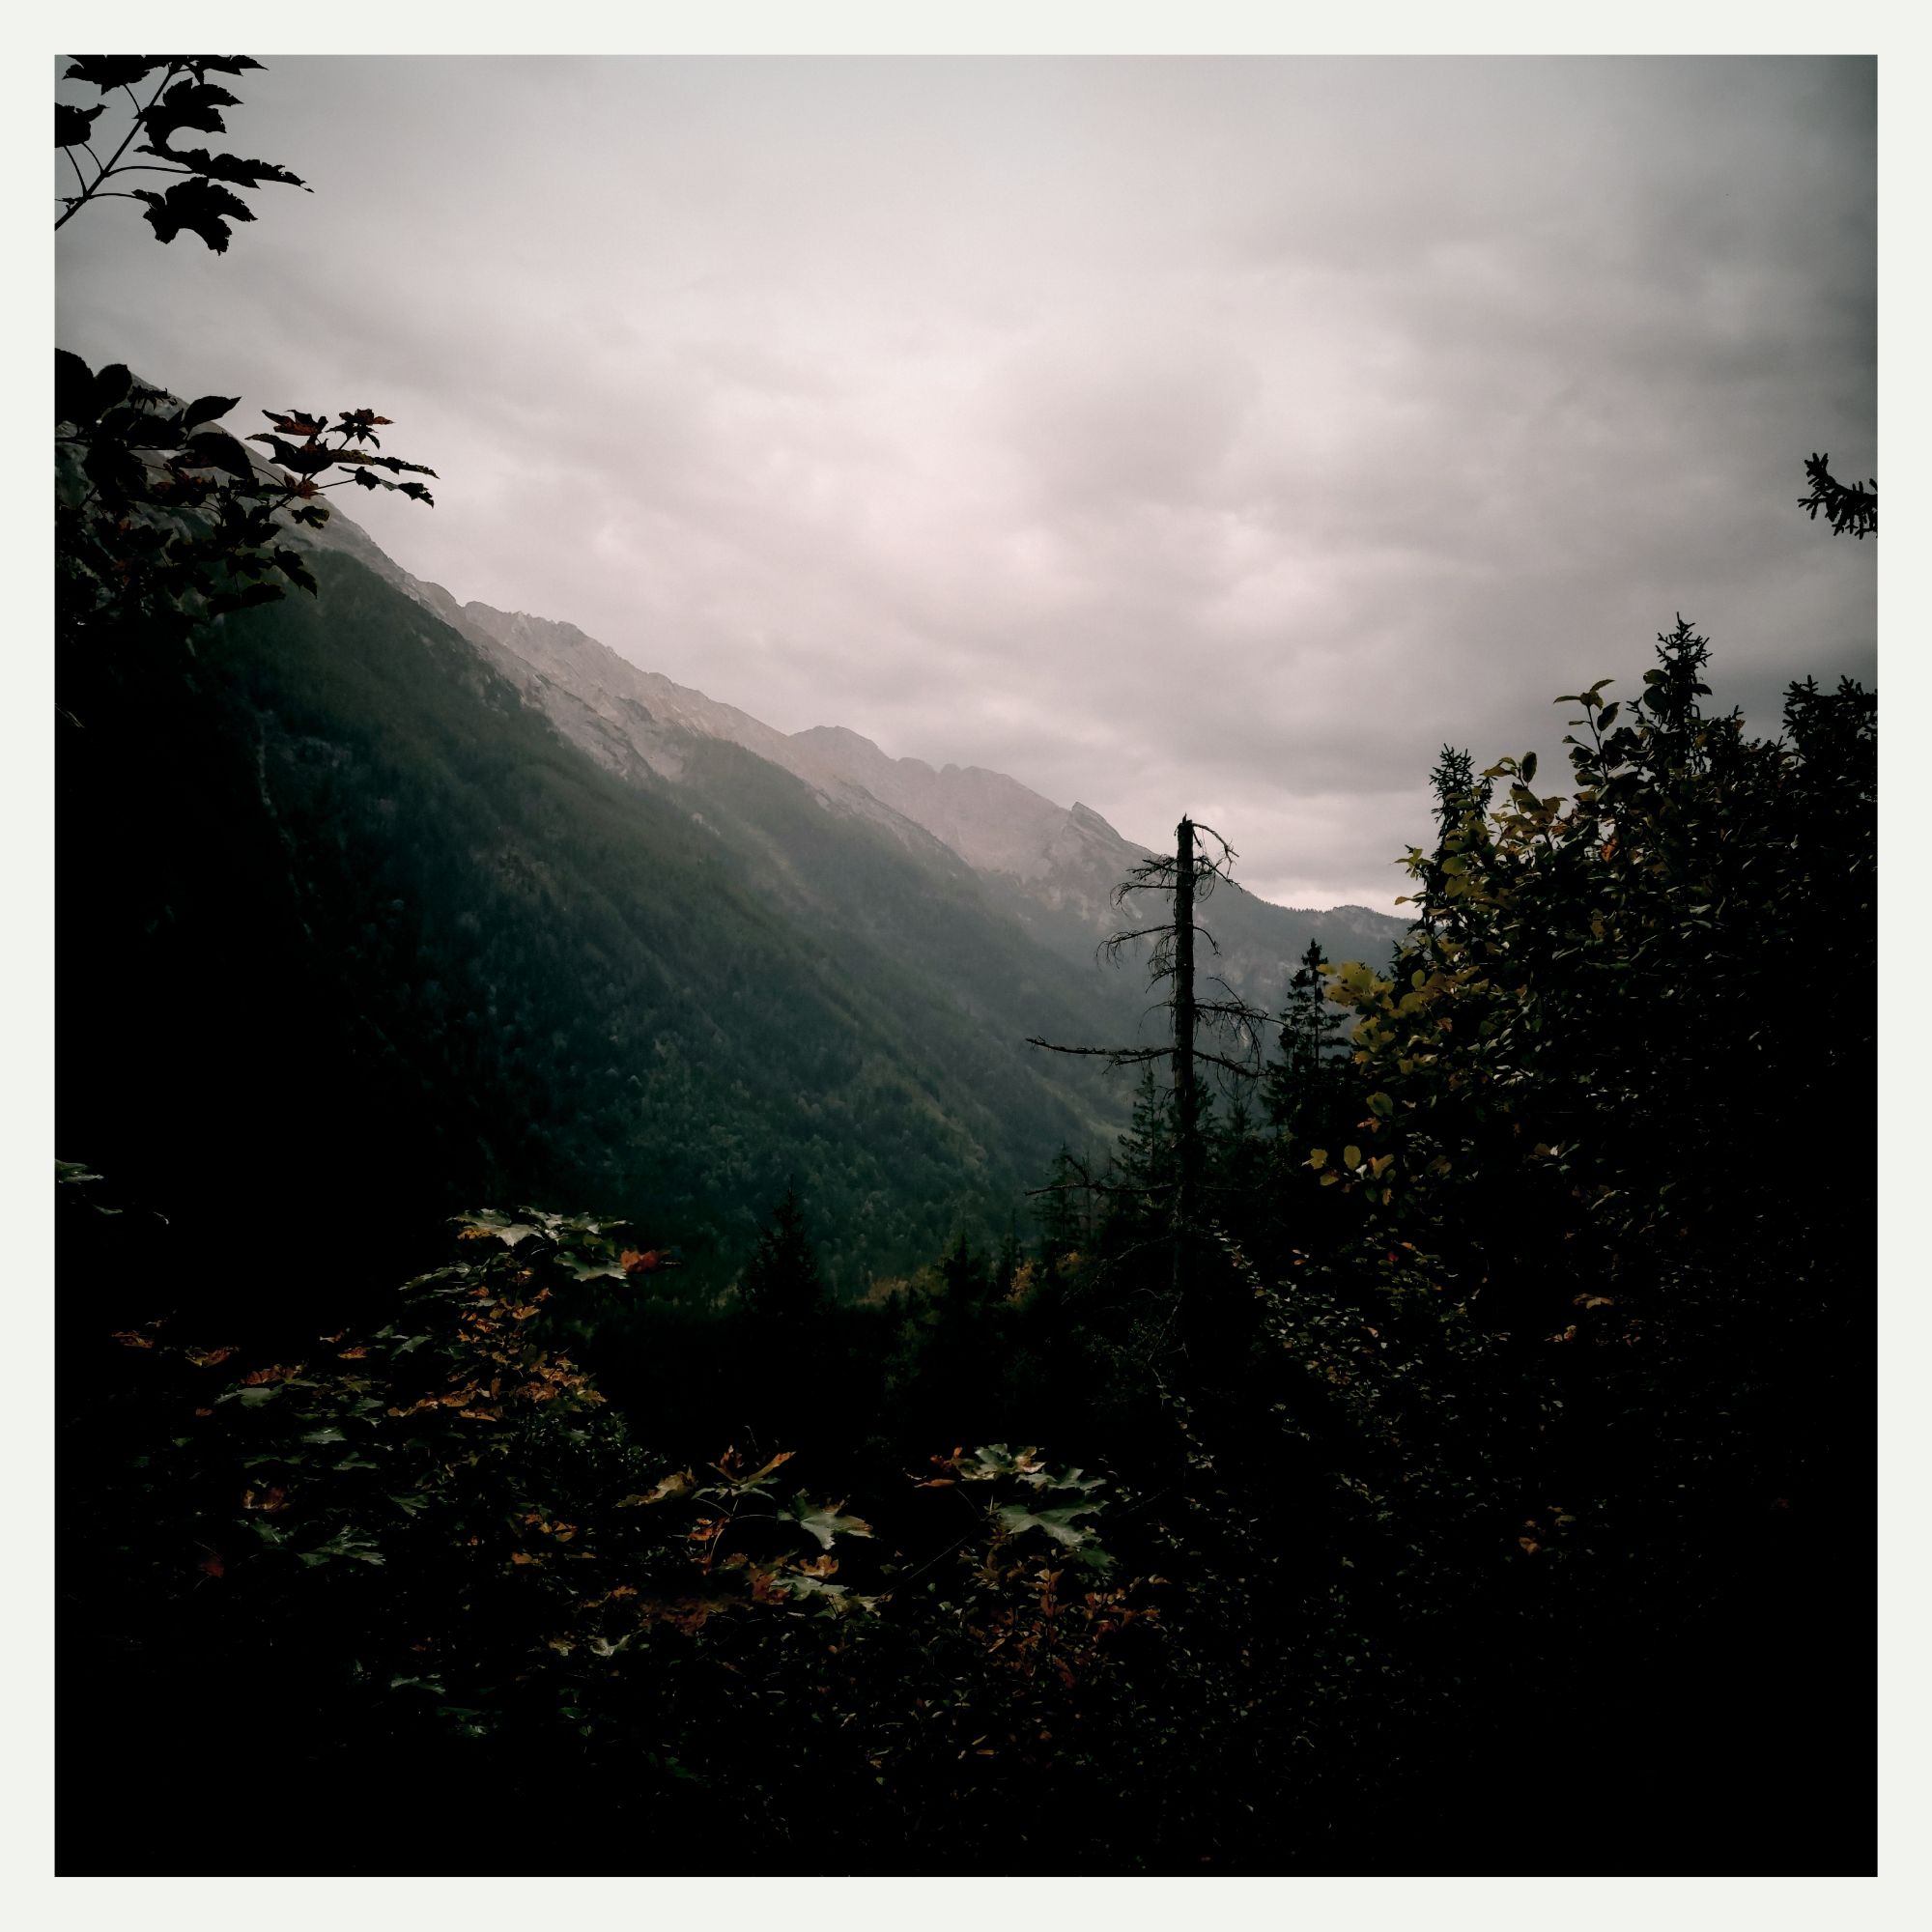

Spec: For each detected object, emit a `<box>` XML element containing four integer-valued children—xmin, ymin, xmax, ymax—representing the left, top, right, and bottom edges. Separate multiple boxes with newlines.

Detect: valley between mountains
<box><xmin>60</xmin><ymin>497</ymin><xmax>1401</xmax><ymax>1317</ymax></box>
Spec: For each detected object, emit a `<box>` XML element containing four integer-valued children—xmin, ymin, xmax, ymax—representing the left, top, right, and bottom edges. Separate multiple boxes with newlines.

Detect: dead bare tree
<box><xmin>1027</xmin><ymin>816</ymin><xmax>1270</xmax><ymax>1296</ymax></box>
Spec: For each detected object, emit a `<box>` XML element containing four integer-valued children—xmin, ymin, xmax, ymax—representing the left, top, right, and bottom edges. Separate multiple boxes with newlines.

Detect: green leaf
<box><xmin>952</xmin><ymin>1443</ymin><xmax>1047</xmax><ymax>1484</ymax></box>
<box><xmin>1343</xmin><ymin>1145</ymin><xmax>1363</xmax><ymax>1170</ymax></box>
<box><xmin>996</xmin><ymin>1498</ymin><xmax>1100</xmax><ymax>1548</ymax></box>
<box><xmin>1366</xmin><ymin>1093</ymin><xmax>1394</xmax><ymax>1119</ymax></box>
<box><xmin>455</xmin><ymin>1210</ymin><xmax>540</xmax><ymax>1246</ymax></box>
<box><xmin>767</xmin><ymin>1572</ymin><xmax>849</xmax><ymax>1605</ymax></box>
<box><xmin>781</xmin><ymin>1493</ymin><xmax>875</xmax><ymax>1550</ymax></box>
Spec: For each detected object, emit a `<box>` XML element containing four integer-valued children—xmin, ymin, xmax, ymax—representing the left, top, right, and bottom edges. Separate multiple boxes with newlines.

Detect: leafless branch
<box><xmin>1024</xmin><ymin>1037</ymin><xmax>1166</xmax><ymax>1066</ymax></box>
<box><xmin>1025</xmin><ymin>1179</ymin><xmax>1169</xmax><ymax>1199</ymax></box>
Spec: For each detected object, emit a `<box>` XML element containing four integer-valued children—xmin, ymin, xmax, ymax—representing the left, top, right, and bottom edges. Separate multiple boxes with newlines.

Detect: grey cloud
<box><xmin>54</xmin><ymin>55</ymin><xmax>1874</xmax><ymax>914</ymax></box>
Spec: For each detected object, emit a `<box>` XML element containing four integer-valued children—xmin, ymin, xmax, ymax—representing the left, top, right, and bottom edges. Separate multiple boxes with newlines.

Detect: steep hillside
<box><xmin>360</xmin><ymin>569</ymin><xmax>1410</xmax><ymax>1018</ymax></box>
<box><xmin>56</xmin><ymin>550</ymin><xmax>1130</xmax><ymax>1325</ymax></box>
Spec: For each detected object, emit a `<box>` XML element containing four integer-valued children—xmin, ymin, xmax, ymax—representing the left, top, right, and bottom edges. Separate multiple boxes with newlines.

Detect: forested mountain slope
<box><xmin>58</xmin><ymin>544</ymin><xmax>1155</xmax><ymax>1321</ymax></box>
<box><xmin>311</xmin><ymin>506</ymin><xmax>1408</xmax><ymax>1018</ymax></box>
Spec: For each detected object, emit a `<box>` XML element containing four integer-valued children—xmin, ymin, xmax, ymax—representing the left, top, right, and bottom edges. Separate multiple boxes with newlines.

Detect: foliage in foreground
<box><xmin>63</xmin><ymin>618</ymin><xmax>1873</xmax><ymax>1874</ymax></box>
<box><xmin>69</xmin><ymin>1199</ymin><xmax>1168</xmax><ymax>1869</ymax></box>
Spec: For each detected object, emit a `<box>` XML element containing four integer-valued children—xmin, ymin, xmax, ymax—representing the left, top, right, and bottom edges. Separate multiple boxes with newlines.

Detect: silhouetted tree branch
<box><xmin>1798</xmin><ymin>453</ymin><xmax>1876</xmax><ymax>539</ymax></box>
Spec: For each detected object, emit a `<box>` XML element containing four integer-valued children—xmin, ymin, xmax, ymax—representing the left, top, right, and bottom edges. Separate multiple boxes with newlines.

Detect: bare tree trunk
<box><xmin>1172</xmin><ymin>816</ymin><xmax>1198</xmax><ymax>1295</ymax></box>
<box><xmin>1026</xmin><ymin>810</ymin><xmax>1264</xmax><ymax>1309</ymax></box>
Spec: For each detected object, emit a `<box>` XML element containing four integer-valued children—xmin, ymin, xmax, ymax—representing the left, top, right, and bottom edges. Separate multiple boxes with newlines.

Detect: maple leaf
<box><xmin>135</xmin><ymin>142</ymin><xmax>308</xmax><ymax>191</ymax></box>
<box><xmin>64</xmin><ymin>57</ymin><xmax>164</xmax><ymax>91</ymax></box>
<box><xmin>132</xmin><ymin>177</ymin><xmax>255</xmax><ymax>252</ymax></box>
<box><xmin>140</xmin><ymin>79</ymin><xmax>242</xmax><ymax>146</ymax></box>
<box><xmin>57</xmin><ymin>101</ymin><xmax>106</xmax><ymax>148</ymax></box>
<box><xmin>781</xmin><ymin>1493</ymin><xmax>874</xmax><ymax>1551</ymax></box>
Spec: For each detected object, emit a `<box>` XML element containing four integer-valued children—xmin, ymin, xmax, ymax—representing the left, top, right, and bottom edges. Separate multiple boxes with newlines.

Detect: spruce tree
<box><xmin>1264</xmin><ymin>938</ymin><xmax>1349</xmax><ymax>1137</ymax></box>
<box><xmin>1033</xmin><ymin>1145</ymin><xmax>1090</xmax><ymax>1267</ymax></box>
<box><xmin>740</xmin><ymin>1186</ymin><xmax>830</xmax><ymax>1328</ymax></box>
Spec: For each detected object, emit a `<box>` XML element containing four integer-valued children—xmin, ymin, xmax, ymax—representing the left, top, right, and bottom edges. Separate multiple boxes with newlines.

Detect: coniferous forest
<box><xmin>54</xmin><ymin>56</ymin><xmax>1875</xmax><ymax>1880</ymax></box>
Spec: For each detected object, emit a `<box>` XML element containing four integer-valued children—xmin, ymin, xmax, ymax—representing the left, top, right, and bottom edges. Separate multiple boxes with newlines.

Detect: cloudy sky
<box><xmin>55</xmin><ymin>55</ymin><xmax>1875</xmax><ymax>910</ymax></box>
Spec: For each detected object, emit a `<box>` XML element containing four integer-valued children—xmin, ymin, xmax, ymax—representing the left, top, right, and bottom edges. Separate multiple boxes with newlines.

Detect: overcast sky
<box><xmin>54</xmin><ymin>55</ymin><xmax>1875</xmax><ymax>910</ymax></box>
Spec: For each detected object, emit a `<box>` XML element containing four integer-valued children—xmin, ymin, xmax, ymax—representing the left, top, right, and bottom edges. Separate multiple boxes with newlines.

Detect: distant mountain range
<box><xmin>312</xmin><ymin>506</ymin><xmax>1406</xmax><ymax>1018</ymax></box>
<box><xmin>60</xmin><ymin>469</ymin><xmax>1406</xmax><ymax>1310</ymax></box>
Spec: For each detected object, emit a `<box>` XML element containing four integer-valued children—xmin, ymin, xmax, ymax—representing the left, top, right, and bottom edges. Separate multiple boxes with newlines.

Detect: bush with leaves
<box><xmin>68</xmin><ymin>1193</ymin><xmax>1173</xmax><ymax>1870</ymax></box>
<box><xmin>1220</xmin><ymin>618</ymin><xmax>1880</xmax><ymax>1847</ymax></box>
<box><xmin>56</xmin><ymin>356</ymin><xmax>436</xmax><ymax>652</ymax></box>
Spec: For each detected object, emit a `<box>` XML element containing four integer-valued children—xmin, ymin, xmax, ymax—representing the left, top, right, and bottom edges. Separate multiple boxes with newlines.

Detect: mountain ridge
<box><xmin>293</xmin><ymin>487</ymin><xmax>1407</xmax><ymax>1000</ymax></box>
<box><xmin>351</xmin><ymin>572</ymin><xmax>1411</xmax><ymax>1009</ymax></box>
